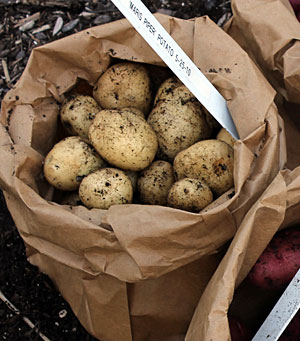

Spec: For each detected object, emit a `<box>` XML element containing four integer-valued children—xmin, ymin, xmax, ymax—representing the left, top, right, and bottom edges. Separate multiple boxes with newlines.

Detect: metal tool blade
<box><xmin>110</xmin><ymin>0</ymin><xmax>239</xmax><ymax>140</ymax></box>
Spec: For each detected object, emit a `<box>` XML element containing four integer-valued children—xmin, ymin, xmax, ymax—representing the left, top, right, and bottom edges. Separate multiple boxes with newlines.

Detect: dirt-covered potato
<box><xmin>154</xmin><ymin>77</ymin><xmax>219</xmax><ymax>134</ymax></box>
<box><xmin>44</xmin><ymin>136</ymin><xmax>106</xmax><ymax>191</ymax></box>
<box><xmin>93</xmin><ymin>62</ymin><xmax>152</xmax><ymax>115</ymax></box>
<box><xmin>147</xmin><ymin>99</ymin><xmax>210</xmax><ymax>159</ymax></box>
<box><xmin>173</xmin><ymin>139</ymin><xmax>234</xmax><ymax>196</ymax></box>
<box><xmin>217</xmin><ymin>128</ymin><xmax>236</xmax><ymax>148</ymax></box>
<box><xmin>60</xmin><ymin>95</ymin><xmax>101</xmax><ymax>140</ymax></box>
<box><xmin>89</xmin><ymin>109</ymin><xmax>158</xmax><ymax>171</ymax></box>
<box><xmin>153</xmin><ymin>77</ymin><xmax>183</xmax><ymax>105</ymax></box>
<box><xmin>137</xmin><ymin>160</ymin><xmax>174</xmax><ymax>205</ymax></box>
<box><xmin>167</xmin><ymin>178</ymin><xmax>213</xmax><ymax>212</ymax></box>
<box><xmin>79</xmin><ymin>168</ymin><xmax>133</xmax><ymax>209</ymax></box>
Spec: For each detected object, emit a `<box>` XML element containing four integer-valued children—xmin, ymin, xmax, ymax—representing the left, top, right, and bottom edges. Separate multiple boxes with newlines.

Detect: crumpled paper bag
<box><xmin>186</xmin><ymin>167</ymin><xmax>300</xmax><ymax>340</ymax></box>
<box><xmin>224</xmin><ymin>0</ymin><xmax>300</xmax><ymax>170</ymax></box>
<box><xmin>225</xmin><ymin>0</ymin><xmax>300</xmax><ymax>105</ymax></box>
<box><xmin>0</xmin><ymin>13</ymin><xmax>286</xmax><ymax>340</ymax></box>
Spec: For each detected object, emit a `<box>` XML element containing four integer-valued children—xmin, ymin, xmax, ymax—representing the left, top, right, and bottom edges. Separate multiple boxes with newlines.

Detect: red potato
<box><xmin>247</xmin><ymin>226</ymin><xmax>300</xmax><ymax>290</ymax></box>
<box><xmin>289</xmin><ymin>0</ymin><xmax>300</xmax><ymax>22</ymax></box>
<box><xmin>289</xmin><ymin>0</ymin><xmax>300</xmax><ymax>13</ymax></box>
<box><xmin>229</xmin><ymin>316</ymin><xmax>252</xmax><ymax>341</ymax></box>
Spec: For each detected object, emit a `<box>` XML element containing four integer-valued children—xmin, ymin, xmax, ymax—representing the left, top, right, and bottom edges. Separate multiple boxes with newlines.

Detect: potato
<box><xmin>137</xmin><ymin>160</ymin><xmax>174</xmax><ymax>205</ymax></box>
<box><xmin>44</xmin><ymin>136</ymin><xmax>106</xmax><ymax>191</ymax></box>
<box><xmin>229</xmin><ymin>316</ymin><xmax>252</xmax><ymax>341</ymax></box>
<box><xmin>147</xmin><ymin>99</ymin><xmax>210</xmax><ymax>159</ymax></box>
<box><xmin>153</xmin><ymin>77</ymin><xmax>185</xmax><ymax>105</ymax></box>
<box><xmin>60</xmin><ymin>95</ymin><xmax>101</xmax><ymax>140</ymax></box>
<box><xmin>155</xmin><ymin>77</ymin><xmax>219</xmax><ymax>134</ymax></box>
<box><xmin>167</xmin><ymin>178</ymin><xmax>213</xmax><ymax>212</ymax></box>
<box><xmin>217</xmin><ymin>128</ymin><xmax>236</xmax><ymax>148</ymax></box>
<box><xmin>290</xmin><ymin>0</ymin><xmax>300</xmax><ymax>12</ymax></box>
<box><xmin>247</xmin><ymin>226</ymin><xmax>300</xmax><ymax>290</ymax></box>
<box><xmin>89</xmin><ymin>109</ymin><xmax>158</xmax><ymax>171</ymax></box>
<box><xmin>79</xmin><ymin>168</ymin><xmax>133</xmax><ymax>209</ymax></box>
<box><xmin>173</xmin><ymin>139</ymin><xmax>234</xmax><ymax>196</ymax></box>
<box><xmin>93</xmin><ymin>62</ymin><xmax>152</xmax><ymax>115</ymax></box>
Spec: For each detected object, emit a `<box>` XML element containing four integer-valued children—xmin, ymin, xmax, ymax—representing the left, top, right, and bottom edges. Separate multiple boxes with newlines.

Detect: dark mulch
<box><xmin>0</xmin><ymin>1</ymin><xmax>231</xmax><ymax>340</ymax></box>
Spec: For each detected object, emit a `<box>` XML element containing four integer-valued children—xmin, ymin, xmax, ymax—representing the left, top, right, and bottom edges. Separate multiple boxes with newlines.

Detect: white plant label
<box><xmin>252</xmin><ymin>268</ymin><xmax>300</xmax><ymax>341</ymax></box>
<box><xmin>110</xmin><ymin>0</ymin><xmax>239</xmax><ymax>139</ymax></box>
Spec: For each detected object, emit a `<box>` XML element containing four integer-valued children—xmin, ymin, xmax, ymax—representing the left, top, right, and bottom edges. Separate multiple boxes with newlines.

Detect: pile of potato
<box><xmin>44</xmin><ymin>61</ymin><xmax>235</xmax><ymax>212</ymax></box>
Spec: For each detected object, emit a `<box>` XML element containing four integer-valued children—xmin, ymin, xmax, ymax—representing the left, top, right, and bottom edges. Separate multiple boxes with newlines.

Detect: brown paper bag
<box><xmin>0</xmin><ymin>14</ymin><xmax>286</xmax><ymax>340</ymax></box>
<box><xmin>225</xmin><ymin>0</ymin><xmax>300</xmax><ymax>105</ymax></box>
<box><xmin>186</xmin><ymin>167</ymin><xmax>300</xmax><ymax>340</ymax></box>
<box><xmin>224</xmin><ymin>0</ymin><xmax>300</xmax><ymax>170</ymax></box>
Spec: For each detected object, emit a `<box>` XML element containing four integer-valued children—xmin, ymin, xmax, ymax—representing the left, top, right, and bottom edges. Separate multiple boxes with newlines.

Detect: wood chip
<box><xmin>217</xmin><ymin>12</ymin><xmax>232</xmax><ymax>27</ymax></box>
<box><xmin>79</xmin><ymin>11</ymin><xmax>96</xmax><ymax>18</ymax></box>
<box><xmin>19</xmin><ymin>20</ymin><xmax>35</xmax><ymax>32</ymax></box>
<box><xmin>11</xmin><ymin>58</ymin><xmax>24</xmax><ymax>67</ymax></box>
<box><xmin>53</xmin><ymin>16</ymin><xmax>63</xmax><ymax>36</ymax></box>
<box><xmin>14</xmin><ymin>12</ymin><xmax>40</xmax><ymax>28</ymax></box>
<box><xmin>28</xmin><ymin>32</ymin><xmax>41</xmax><ymax>44</ymax></box>
<box><xmin>62</xmin><ymin>18</ymin><xmax>79</xmax><ymax>33</ymax></box>
<box><xmin>1</xmin><ymin>59</ymin><xmax>11</xmax><ymax>84</ymax></box>
<box><xmin>32</xmin><ymin>24</ymin><xmax>51</xmax><ymax>34</ymax></box>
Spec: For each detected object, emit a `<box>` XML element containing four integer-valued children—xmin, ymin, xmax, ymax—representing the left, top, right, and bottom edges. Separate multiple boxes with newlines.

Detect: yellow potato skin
<box><xmin>44</xmin><ymin>136</ymin><xmax>106</xmax><ymax>191</ymax></box>
<box><xmin>217</xmin><ymin>128</ymin><xmax>236</xmax><ymax>148</ymax></box>
<box><xmin>148</xmin><ymin>99</ymin><xmax>210</xmax><ymax>160</ymax></box>
<box><xmin>89</xmin><ymin>109</ymin><xmax>158</xmax><ymax>171</ymax></box>
<box><xmin>167</xmin><ymin>178</ymin><xmax>213</xmax><ymax>212</ymax></box>
<box><xmin>60</xmin><ymin>95</ymin><xmax>101</xmax><ymax>140</ymax></box>
<box><xmin>93</xmin><ymin>62</ymin><xmax>152</xmax><ymax>115</ymax></box>
<box><xmin>79</xmin><ymin>168</ymin><xmax>133</xmax><ymax>209</ymax></box>
<box><xmin>173</xmin><ymin>139</ymin><xmax>234</xmax><ymax>196</ymax></box>
<box><xmin>137</xmin><ymin>160</ymin><xmax>175</xmax><ymax>205</ymax></box>
<box><xmin>153</xmin><ymin>77</ymin><xmax>183</xmax><ymax>105</ymax></box>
